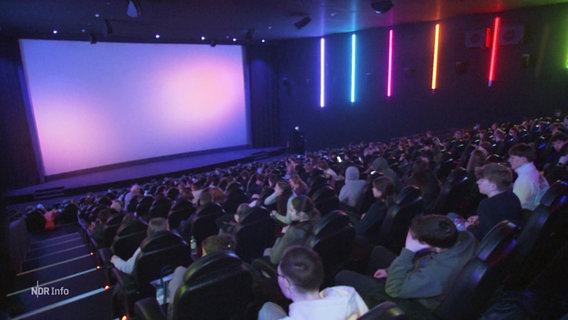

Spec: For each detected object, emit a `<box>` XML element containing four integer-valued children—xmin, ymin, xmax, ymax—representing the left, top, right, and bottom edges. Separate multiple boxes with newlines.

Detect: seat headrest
<box><xmin>140</xmin><ymin>231</ymin><xmax>185</xmax><ymax>252</ymax></box>
<box><xmin>312</xmin><ymin>210</ymin><xmax>348</xmax><ymax>232</ymax></box>
<box><xmin>394</xmin><ymin>185</ymin><xmax>422</xmax><ymax>205</ymax></box>
<box><xmin>241</xmin><ymin>206</ymin><xmax>269</xmax><ymax>224</ymax></box>
<box><xmin>446</xmin><ymin>167</ymin><xmax>468</xmax><ymax>185</ymax></box>
<box><xmin>477</xmin><ymin>220</ymin><xmax>518</xmax><ymax>263</ymax></box>
<box><xmin>539</xmin><ymin>180</ymin><xmax>568</xmax><ymax>209</ymax></box>
<box><xmin>183</xmin><ymin>251</ymin><xmax>243</xmax><ymax>283</ymax></box>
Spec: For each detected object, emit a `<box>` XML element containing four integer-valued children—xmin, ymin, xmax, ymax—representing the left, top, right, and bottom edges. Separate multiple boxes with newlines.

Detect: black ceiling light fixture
<box><xmin>371</xmin><ymin>0</ymin><xmax>394</xmax><ymax>14</ymax></box>
<box><xmin>127</xmin><ymin>0</ymin><xmax>142</xmax><ymax>18</ymax></box>
<box><xmin>294</xmin><ymin>16</ymin><xmax>312</xmax><ymax>29</ymax></box>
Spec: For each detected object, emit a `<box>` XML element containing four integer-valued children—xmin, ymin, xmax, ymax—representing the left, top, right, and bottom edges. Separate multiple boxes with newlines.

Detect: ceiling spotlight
<box><xmin>294</xmin><ymin>16</ymin><xmax>312</xmax><ymax>30</ymax></box>
<box><xmin>201</xmin><ymin>36</ymin><xmax>206</xmax><ymax>41</ymax></box>
<box><xmin>155</xmin><ymin>34</ymin><xmax>160</xmax><ymax>39</ymax></box>
<box><xmin>127</xmin><ymin>0</ymin><xmax>142</xmax><ymax>18</ymax></box>
<box><xmin>371</xmin><ymin>0</ymin><xmax>394</xmax><ymax>14</ymax></box>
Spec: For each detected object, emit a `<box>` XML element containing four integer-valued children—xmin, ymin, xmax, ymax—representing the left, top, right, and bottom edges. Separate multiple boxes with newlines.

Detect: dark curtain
<box><xmin>247</xmin><ymin>46</ymin><xmax>281</xmax><ymax>148</ymax></box>
<box><xmin>0</xmin><ymin>37</ymin><xmax>42</xmax><ymax>193</ymax></box>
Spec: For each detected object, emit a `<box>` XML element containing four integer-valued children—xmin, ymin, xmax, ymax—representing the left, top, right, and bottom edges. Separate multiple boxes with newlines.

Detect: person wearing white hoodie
<box><xmin>258</xmin><ymin>246</ymin><xmax>368</xmax><ymax>320</ymax></box>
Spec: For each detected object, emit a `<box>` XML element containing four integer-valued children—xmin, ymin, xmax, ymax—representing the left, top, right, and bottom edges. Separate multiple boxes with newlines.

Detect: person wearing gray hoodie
<box><xmin>338</xmin><ymin>166</ymin><xmax>367</xmax><ymax>208</ymax></box>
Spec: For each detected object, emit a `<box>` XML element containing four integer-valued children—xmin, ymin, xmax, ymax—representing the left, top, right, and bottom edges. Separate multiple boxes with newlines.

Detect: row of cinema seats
<box><xmin>77</xmin><ymin>176</ymin><xmax>567</xmax><ymax>320</ymax></box>
<box><xmin>377</xmin><ymin>179</ymin><xmax>568</xmax><ymax>320</ymax></box>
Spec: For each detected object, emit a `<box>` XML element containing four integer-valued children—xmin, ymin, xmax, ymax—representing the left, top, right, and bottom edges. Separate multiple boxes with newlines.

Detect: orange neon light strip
<box><xmin>488</xmin><ymin>17</ymin><xmax>501</xmax><ymax>87</ymax></box>
<box><xmin>431</xmin><ymin>24</ymin><xmax>440</xmax><ymax>90</ymax></box>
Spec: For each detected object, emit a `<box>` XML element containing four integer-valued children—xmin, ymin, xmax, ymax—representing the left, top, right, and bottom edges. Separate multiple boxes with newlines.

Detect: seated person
<box><xmin>110</xmin><ymin>217</ymin><xmax>169</xmax><ymax>274</ymax></box>
<box><xmin>264</xmin><ymin>180</ymin><xmax>294</xmax><ymax>225</ymax></box>
<box><xmin>507</xmin><ymin>143</ymin><xmax>550</xmax><ymax>211</ymax></box>
<box><xmin>465</xmin><ymin>163</ymin><xmax>523</xmax><ymax>239</ymax></box>
<box><xmin>545</xmin><ymin>133</ymin><xmax>568</xmax><ymax>183</ymax></box>
<box><xmin>355</xmin><ymin>176</ymin><xmax>396</xmax><ymax>246</ymax></box>
<box><xmin>217</xmin><ymin>202</ymin><xmax>251</xmax><ymax>234</ymax></box>
<box><xmin>335</xmin><ymin>214</ymin><xmax>477</xmax><ymax>312</ymax></box>
<box><xmin>166</xmin><ymin>233</ymin><xmax>236</xmax><ymax>315</ymax></box>
<box><xmin>265</xmin><ymin>195</ymin><xmax>320</xmax><ymax>265</ymax></box>
<box><xmin>258</xmin><ymin>245</ymin><xmax>368</xmax><ymax>320</ymax></box>
<box><xmin>338</xmin><ymin>166</ymin><xmax>367</xmax><ymax>209</ymax></box>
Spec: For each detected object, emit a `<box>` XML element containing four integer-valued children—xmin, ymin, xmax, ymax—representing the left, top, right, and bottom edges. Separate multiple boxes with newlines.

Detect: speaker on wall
<box><xmin>465</xmin><ymin>29</ymin><xmax>485</xmax><ymax>48</ymax></box>
<box><xmin>499</xmin><ymin>25</ymin><xmax>524</xmax><ymax>45</ymax></box>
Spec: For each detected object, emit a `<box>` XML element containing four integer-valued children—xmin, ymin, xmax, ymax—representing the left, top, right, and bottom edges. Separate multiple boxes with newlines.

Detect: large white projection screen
<box><xmin>20</xmin><ymin>40</ymin><xmax>248</xmax><ymax>176</ymax></box>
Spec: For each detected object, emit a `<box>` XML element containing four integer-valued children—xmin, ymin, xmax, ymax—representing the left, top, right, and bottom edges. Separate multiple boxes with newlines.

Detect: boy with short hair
<box><xmin>466</xmin><ymin>163</ymin><xmax>523</xmax><ymax>239</ymax></box>
<box><xmin>259</xmin><ymin>246</ymin><xmax>368</xmax><ymax>320</ymax></box>
<box><xmin>507</xmin><ymin>143</ymin><xmax>549</xmax><ymax>210</ymax></box>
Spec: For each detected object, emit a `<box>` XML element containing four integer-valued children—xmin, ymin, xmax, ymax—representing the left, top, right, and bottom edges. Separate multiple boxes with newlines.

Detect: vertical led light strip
<box><xmin>350</xmin><ymin>34</ymin><xmax>356</xmax><ymax>103</ymax></box>
<box><xmin>320</xmin><ymin>37</ymin><xmax>325</xmax><ymax>108</ymax></box>
<box><xmin>488</xmin><ymin>17</ymin><xmax>501</xmax><ymax>87</ymax></box>
<box><xmin>431</xmin><ymin>24</ymin><xmax>440</xmax><ymax>91</ymax></box>
<box><xmin>387</xmin><ymin>29</ymin><xmax>394</xmax><ymax>97</ymax></box>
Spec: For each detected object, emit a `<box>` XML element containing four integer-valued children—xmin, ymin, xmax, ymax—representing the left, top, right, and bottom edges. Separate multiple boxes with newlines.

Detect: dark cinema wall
<box><xmin>260</xmin><ymin>4</ymin><xmax>568</xmax><ymax>151</ymax></box>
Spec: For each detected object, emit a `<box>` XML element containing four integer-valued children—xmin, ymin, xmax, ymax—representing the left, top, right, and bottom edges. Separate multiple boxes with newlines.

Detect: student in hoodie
<box><xmin>258</xmin><ymin>245</ymin><xmax>368</xmax><ymax>320</ymax></box>
<box><xmin>338</xmin><ymin>166</ymin><xmax>367</xmax><ymax>209</ymax></box>
<box><xmin>335</xmin><ymin>214</ymin><xmax>477</xmax><ymax>312</ymax></box>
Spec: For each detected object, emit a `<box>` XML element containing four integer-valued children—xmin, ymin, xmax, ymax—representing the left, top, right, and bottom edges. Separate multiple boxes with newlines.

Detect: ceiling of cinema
<box><xmin>1</xmin><ymin>0</ymin><xmax>568</xmax><ymax>44</ymax></box>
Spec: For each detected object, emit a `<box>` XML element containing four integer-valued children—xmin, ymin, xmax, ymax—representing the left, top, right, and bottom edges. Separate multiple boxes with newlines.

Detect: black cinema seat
<box><xmin>307</xmin><ymin>210</ymin><xmax>355</xmax><ymax>286</ymax></box>
<box><xmin>134</xmin><ymin>251</ymin><xmax>254</xmax><ymax>320</ymax></box>
<box><xmin>234</xmin><ymin>206</ymin><xmax>277</xmax><ymax>263</ymax></box>
<box><xmin>112</xmin><ymin>230</ymin><xmax>192</xmax><ymax>318</ymax></box>
<box><xmin>357</xmin><ymin>301</ymin><xmax>408</xmax><ymax>320</ymax></box>
<box><xmin>432</xmin><ymin>220</ymin><xmax>519</xmax><ymax>320</ymax></box>
<box><xmin>376</xmin><ymin>185</ymin><xmax>424</xmax><ymax>253</ymax></box>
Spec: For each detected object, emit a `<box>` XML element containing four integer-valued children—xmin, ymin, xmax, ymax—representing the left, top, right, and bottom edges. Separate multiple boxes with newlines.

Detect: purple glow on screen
<box><xmin>19</xmin><ymin>40</ymin><xmax>248</xmax><ymax>175</ymax></box>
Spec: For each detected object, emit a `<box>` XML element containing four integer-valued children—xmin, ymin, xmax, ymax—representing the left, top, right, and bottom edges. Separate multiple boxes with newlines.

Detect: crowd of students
<box><xmin>17</xmin><ymin>113</ymin><xmax>568</xmax><ymax>319</ymax></box>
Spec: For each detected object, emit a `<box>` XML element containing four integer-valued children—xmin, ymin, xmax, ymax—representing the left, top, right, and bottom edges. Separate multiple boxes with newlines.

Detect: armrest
<box><xmin>112</xmin><ymin>268</ymin><xmax>138</xmax><ymax>295</ymax></box>
<box><xmin>134</xmin><ymin>296</ymin><xmax>167</xmax><ymax>320</ymax></box>
<box><xmin>98</xmin><ymin>247</ymin><xmax>113</xmax><ymax>265</ymax></box>
<box><xmin>251</xmin><ymin>257</ymin><xmax>277</xmax><ymax>280</ymax></box>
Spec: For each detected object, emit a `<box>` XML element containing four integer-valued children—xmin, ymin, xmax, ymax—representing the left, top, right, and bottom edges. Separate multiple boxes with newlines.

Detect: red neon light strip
<box><xmin>488</xmin><ymin>17</ymin><xmax>500</xmax><ymax>87</ymax></box>
<box><xmin>485</xmin><ymin>28</ymin><xmax>491</xmax><ymax>48</ymax></box>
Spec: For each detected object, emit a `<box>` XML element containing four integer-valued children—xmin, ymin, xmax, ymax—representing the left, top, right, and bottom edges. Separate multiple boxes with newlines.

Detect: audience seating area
<box><xmin>4</xmin><ymin>114</ymin><xmax>568</xmax><ymax>319</ymax></box>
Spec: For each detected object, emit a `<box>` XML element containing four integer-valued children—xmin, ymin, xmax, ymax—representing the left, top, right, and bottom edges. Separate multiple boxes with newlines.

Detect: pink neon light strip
<box><xmin>488</xmin><ymin>17</ymin><xmax>500</xmax><ymax>87</ymax></box>
<box><xmin>387</xmin><ymin>29</ymin><xmax>393</xmax><ymax>97</ymax></box>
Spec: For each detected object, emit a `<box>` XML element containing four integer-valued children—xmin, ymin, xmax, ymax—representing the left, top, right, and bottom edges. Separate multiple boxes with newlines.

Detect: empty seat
<box><xmin>307</xmin><ymin>210</ymin><xmax>355</xmax><ymax>286</ymax></box>
<box><xmin>376</xmin><ymin>185</ymin><xmax>424</xmax><ymax>253</ymax></box>
<box><xmin>234</xmin><ymin>206</ymin><xmax>277</xmax><ymax>263</ymax></box>
<box><xmin>434</xmin><ymin>167</ymin><xmax>479</xmax><ymax>216</ymax></box>
<box><xmin>311</xmin><ymin>186</ymin><xmax>340</xmax><ymax>216</ymax></box>
<box><xmin>167</xmin><ymin>200</ymin><xmax>195</xmax><ymax>231</ymax></box>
